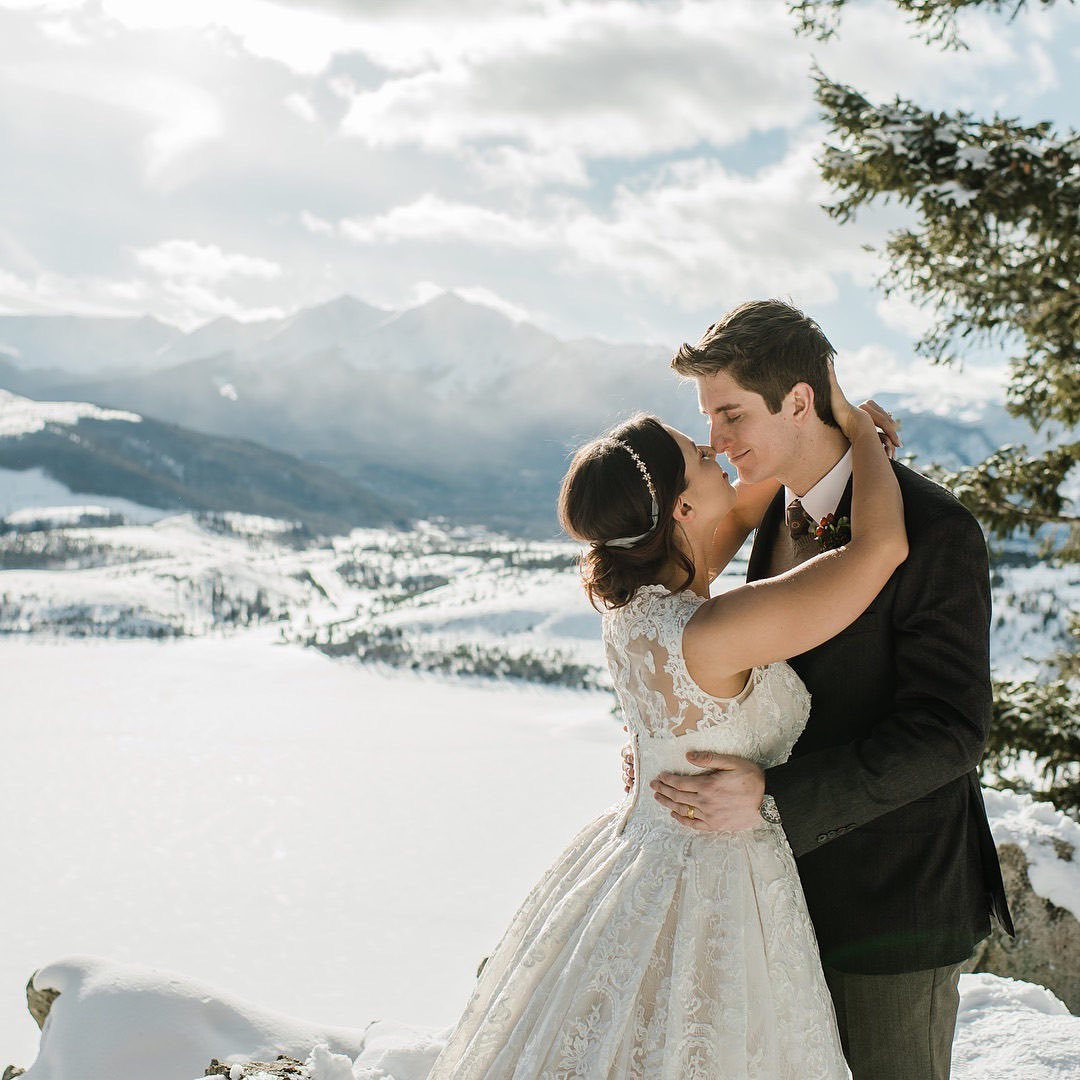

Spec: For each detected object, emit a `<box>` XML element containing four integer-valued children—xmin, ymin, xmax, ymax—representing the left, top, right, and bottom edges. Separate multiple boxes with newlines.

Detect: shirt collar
<box><xmin>784</xmin><ymin>448</ymin><xmax>853</xmax><ymax>525</ymax></box>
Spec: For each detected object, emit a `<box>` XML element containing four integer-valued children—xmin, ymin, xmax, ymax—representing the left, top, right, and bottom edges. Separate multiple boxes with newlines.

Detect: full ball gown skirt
<box><xmin>427</xmin><ymin>585</ymin><xmax>849</xmax><ymax>1079</ymax></box>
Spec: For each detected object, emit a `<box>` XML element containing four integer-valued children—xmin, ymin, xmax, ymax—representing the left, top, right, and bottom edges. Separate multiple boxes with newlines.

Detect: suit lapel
<box><xmin>833</xmin><ymin>474</ymin><xmax>854</xmax><ymax>527</ymax></box>
<box><xmin>746</xmin><ymin>488</ymin><xmax>786</xmax><ymax>583</ymax></box>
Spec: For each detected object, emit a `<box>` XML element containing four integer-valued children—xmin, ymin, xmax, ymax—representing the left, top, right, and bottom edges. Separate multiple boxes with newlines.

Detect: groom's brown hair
<box><xmin>671</xmin><ymin>298</ymin><xmax>840</xmax><ymax>428</ymax></box>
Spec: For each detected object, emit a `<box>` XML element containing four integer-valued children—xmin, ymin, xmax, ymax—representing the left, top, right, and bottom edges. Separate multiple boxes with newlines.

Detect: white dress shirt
<box><xmin>784</xmin><ymin>448</ymin><xmax>853</xmax><ymax>526</ymax></box>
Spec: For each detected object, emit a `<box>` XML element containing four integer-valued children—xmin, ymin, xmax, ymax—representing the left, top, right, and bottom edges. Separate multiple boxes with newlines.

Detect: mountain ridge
<box><xmin>0</xmin><ymin>389</ymin><xmax>406</xmax><ymax>534</ymax></box>
<box><xmin>0</xmin><ymin>293</ymin><xmax>1021</xmax><ymax>535</ymax></box>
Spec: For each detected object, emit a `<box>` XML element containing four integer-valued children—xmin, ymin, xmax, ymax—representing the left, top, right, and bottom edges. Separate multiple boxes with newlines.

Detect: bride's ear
<box><xmin>673</xmin><ymin>499</ymin><xmax>694</xmax><ymax>525</ymax></box>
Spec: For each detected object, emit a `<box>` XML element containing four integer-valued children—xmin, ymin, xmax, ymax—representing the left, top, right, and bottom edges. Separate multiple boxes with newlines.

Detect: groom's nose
<box><xmin>708</xmin><ymin>422</ymin><xmax>732</xmax><ymax>454</ymax></box>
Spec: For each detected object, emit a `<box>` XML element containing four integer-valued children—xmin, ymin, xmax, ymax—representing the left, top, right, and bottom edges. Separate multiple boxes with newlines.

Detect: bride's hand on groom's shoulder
<box><xmin>829</xmin><ymin>359</ymin><xmax>902</xmax><ymax>456</ymax></box>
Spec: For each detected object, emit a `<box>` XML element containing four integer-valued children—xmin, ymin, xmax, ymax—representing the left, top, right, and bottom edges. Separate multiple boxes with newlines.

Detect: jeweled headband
<box><xmin>602</xmin><ymin>440</ymin><xmax>660</xmax><ymax>549</ymax></box>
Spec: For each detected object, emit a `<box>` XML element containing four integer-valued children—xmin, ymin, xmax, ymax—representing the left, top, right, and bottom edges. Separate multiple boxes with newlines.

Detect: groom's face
<box><xmin>696</xmin><ymin>370</ymin><xmax>795</xmax><ymax>485</ymax></box>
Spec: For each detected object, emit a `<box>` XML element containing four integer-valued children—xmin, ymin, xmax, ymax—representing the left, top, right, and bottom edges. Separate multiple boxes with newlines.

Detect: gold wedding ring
<box><xmin>686</xmin><ymin>806</ymin><xmax>695</xmax><ymax>819</ymax></box>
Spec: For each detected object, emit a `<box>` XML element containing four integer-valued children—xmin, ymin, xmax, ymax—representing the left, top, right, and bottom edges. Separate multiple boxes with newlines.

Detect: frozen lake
<box><xmin>0</xmin><ymin>635</ymin><xmax>624</xmax><ymax>1067</ymax></box>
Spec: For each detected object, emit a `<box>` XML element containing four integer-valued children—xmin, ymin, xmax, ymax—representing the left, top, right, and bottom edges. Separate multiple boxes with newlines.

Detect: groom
<box><xmin>632</xmin><ymin>299</ymin><xmax>1012</xmax><ymax>1079</ymax></box>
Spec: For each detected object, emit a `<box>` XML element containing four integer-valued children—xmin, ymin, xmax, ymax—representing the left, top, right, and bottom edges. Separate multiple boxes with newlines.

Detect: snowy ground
<box><xmin>2</xmin><ymin>483</ymin><xmax>1078</xmax><ymax>1075</ymax></box>
<box><xmin>0</xmin><ymin>635</ymin><xmax>623</xmax><ymax>1070</ymax></box>
<box><xmin>14</xmin><ymin>958</ymin><xmax>1080</xmax><ymax>1080</ymax></box>
<box><xmin>3</xmin><ymin>636</ymin><xmax>1079</xmax><ymax>1078</ymax></box>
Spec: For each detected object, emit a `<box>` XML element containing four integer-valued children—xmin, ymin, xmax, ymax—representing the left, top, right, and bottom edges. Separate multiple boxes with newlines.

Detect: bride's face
<box><xmin>665</xmin><ymin>426</ymin><xmax>737</xmax><ymax>524</ymax></box>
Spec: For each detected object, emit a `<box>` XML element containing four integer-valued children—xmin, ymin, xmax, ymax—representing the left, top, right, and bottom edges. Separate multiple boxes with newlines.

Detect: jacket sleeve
<box><xmin>763</xmin><ymin>507</ymin><xmax>993</xmax><ymax>858</ymax></box>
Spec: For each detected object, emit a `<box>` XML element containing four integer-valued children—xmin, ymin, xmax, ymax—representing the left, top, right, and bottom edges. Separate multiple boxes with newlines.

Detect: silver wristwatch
<box><xmin>759</xmin><ymin>794</ymin><xmax>782</xmax><ymax>825</ymax></box>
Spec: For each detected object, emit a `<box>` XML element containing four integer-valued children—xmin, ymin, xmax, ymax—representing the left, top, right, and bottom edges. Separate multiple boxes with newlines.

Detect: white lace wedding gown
<box><xmin>427</xmin><ymin>584</ymin><xmax>849</xmax><ymax>1079</ymax></box>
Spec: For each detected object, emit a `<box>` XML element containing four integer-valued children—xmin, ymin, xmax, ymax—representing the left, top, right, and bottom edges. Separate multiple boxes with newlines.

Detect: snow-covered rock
<box><xmin>972</xmin><ymin>789</ymin><xmax>1080</xmax><ymax>1011</ymax></box>
<box><xmin>12</xmin><ymin>956</ymin><xmax>371</xmax><ymax>1080</ymax></box>
<box><xmin>953</xmin><ymin>975</ymin><xmax>1078</xmax><ymax>1079</ymax></box>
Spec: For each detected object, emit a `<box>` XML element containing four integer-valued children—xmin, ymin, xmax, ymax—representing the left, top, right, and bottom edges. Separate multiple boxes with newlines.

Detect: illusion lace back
<box><xmin>427</xmin><ymin>585</ymin><xmax>849</xmax><ymax>1079</ymax></box>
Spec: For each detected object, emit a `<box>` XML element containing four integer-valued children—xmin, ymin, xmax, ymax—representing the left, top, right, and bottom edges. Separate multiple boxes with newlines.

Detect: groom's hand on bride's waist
<box><xmin>650</xmin><ymin>753</ymin><xmax>765</xmax><ymax>831</ymax></box>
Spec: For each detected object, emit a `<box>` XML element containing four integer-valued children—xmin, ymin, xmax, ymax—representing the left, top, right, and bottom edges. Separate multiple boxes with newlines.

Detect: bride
<box><xmin>427</xmin><ymin>366</ymin><xmax>904</xmax><ymax>1079</ymax></box>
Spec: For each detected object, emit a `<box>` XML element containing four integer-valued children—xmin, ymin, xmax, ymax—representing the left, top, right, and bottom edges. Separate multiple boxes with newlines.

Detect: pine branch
<box><xmin>814</xmin><ymin>73</ymin><xmax>1080</xmax><ymax>430</ymax></box>
<box><xmin>929</xmin><ymin>443</ymin><xmax>1080</xmax><ymax>545</ymax></box>
<box><xmin>790</xmin><ymin>0</ymin><xmax>1064</xmax><ymax>49</ymax></box>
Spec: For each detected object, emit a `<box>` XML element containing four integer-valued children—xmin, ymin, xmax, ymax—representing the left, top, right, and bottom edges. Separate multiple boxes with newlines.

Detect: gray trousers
<box><xmin>822</xmin><ymin>960</ymin><xmax>965</xmax><ymax>1080</ymax></box>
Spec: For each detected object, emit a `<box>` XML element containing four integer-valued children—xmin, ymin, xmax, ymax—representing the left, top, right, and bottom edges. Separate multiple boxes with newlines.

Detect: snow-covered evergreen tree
<box><xmin>791</xmin><ymin>0</ymin><xmax>1078</xmax><ymax>811</ymax></box>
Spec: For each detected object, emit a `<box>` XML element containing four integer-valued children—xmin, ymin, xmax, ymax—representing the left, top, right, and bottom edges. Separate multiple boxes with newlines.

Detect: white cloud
<box><xmin>560</xmin><ymin>144</ymin><xmax>869</xmax><ymax>306</ymax></box>
<box><xmin>283</xmin><ymin>91</ymin><xmax>318</xmax><ymax>123</ymax></box>
<box><xmin>337</xmin><ymin>139</ymin><xmax>885</xmax><ymax>310</ymax></box>
<box><xmin>98</xmin><ymin>0</ymin><xmax>365</xmax><ymax>77</ymax></box>
<box><xmin>447</xmin><ymin>285</ymin><xmax>532</xmax><ymax>323</ymax></box>
<box><xmin>465</xmin><ymin>144</ymin><xmax>588</xmax><ymax>189</ymax></box>
<box><xmin>336</xmin><ymin>1</ymin><xmax>809</xmax><ymax>164</ymax></box>
<box><xmin>157</xmin><ymin>278</ymin><xmax>285</xmax><ymax>327</ymax></box>
<box><xmin>875</xmin><ymin>292</ymin><xmax>938</xmax><ymax>340</ymax></box>
<box><xmin>839</xmin><ymin>343</ymin><xmax>1007</xmax><ymax>417</ymax></box>
<box><xmin>1025</xmin><ymin>41</ymin><xmax>1059</xmax><ymax>95</ymax></box>
<box><xmin>0</xmin><ymin>266</ymin><xmax>151</xmax><ymax>317</ymax></box>
<box><xmin>329</xmin><ymin>0</ymin><xmax>1053</xmax><ymax>179</ymax></box>
<box><xmin>408</xmin><ymin>280</ymin><xmax>445</xmax><ymax>307</ymax></box>
<box><xmin>340</xmin><ymin>194</ymin><xmax>552</xmax><ymax>248</ymax></box>
<box><xmin>3</xmin><ymin>59</ymin><xmax>222</xmax><ymax>182</ymax></box>
<box><xmin>299</xmin><ymin>210</ymin><xmax>335</xmax><ymax>236</ymax></box>
<box><xmin>133</xmin><ymin>240</ymin><xmax>282</xmax><ymax>282</ymax></box>
<box><xmin>37</xmin><ymin>16</ymin><xmax>87</xmax><ymax>43</ymax></box>
<box><xmin>0</xmin><ymin>1</ymin><xmax>82</xmax><ymax>10</ymax></box>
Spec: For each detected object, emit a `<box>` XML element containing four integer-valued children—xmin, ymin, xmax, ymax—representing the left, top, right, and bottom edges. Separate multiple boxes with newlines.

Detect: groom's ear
<box><xmin>789</xmin><ymin>382</ymin><xmax>815</xmax><ymax>423</ymax></box>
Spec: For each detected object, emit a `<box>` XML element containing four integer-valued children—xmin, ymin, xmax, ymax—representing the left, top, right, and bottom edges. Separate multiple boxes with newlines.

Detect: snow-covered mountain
<box><xmin>151</xmin><ymin>312</ymin><xmax>282</xmax><ymax>367</ymax></box>
<box><xmin>0</xmin><ymin>293</ymin><xmax>1026</xmax><ymax>534</ymax></box>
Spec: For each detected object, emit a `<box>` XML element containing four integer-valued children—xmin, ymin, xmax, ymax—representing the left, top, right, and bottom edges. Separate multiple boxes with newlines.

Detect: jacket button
<box><xmin>816</xmin><ymin>834</ymin><xmax>828</xmax><ymax>843</ymax></box>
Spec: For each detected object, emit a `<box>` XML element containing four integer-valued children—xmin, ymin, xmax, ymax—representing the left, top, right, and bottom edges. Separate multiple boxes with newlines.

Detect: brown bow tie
<box><xmin>786</xmin><ymin>498</ymin><xmax>814</xmax><ymax>539</ymax></box>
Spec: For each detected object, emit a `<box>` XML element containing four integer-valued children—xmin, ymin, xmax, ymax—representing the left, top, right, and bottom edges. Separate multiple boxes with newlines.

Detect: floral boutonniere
<box><xmin>812</xmin><ymin>513</ymin><xmax>851</xmax><ymax>551</ymax></box>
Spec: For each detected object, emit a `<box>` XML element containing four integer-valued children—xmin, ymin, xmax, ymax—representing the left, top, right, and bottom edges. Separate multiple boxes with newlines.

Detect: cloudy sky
<box><xmin>1</xmin><ymin>0</ymin><xmax>1076</xmax><ymax>397</ymax></box>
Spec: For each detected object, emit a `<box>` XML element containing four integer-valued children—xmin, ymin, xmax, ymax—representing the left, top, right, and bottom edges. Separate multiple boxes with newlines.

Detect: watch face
<box><xmin>760</xmin><ymin>796</ymin><xmax>782</xmax><ymax>824</ymax></box>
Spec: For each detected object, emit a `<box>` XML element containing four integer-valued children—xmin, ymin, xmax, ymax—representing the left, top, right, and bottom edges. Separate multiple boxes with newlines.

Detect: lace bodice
<box><xmin>603</xmin><ymin>584</ymin><xmax>811</xmax><ymax>832</ymax></box>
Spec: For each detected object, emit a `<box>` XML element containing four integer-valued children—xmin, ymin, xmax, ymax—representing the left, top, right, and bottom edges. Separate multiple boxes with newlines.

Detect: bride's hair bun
<box><xmin>558</xmin><ymin>413</ymin><xmax>695</xmax><ymax>609</ymax></box>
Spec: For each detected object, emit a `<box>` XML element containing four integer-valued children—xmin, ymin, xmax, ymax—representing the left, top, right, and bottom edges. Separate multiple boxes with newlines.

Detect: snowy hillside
<box><xmin>3</xmin><ymin>506</ymin><xmax>1073</xmax><ymax>680</ymax></box>
<box><xmin>0</xmin><ymin>390</ymin><xmax>403</xmax><ymax>533</ymax></box>
<box><xmin>0</xmin><ymin>389</ymin><xmax>141</xmax><ymax>436</ymax></box>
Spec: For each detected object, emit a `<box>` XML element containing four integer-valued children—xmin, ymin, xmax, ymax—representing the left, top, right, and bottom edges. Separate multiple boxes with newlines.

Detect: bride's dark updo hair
<box><xmin>558</xmin><ymin>413</ymin><xmax>695</xmax><ymax>610</ymax></box>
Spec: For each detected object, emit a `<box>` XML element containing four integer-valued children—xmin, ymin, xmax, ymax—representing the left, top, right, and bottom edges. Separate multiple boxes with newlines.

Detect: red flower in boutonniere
<box><xmin>812</xmin><ymin>513</ymin><xmax>851</xmax><ymax>551</ymax></box>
